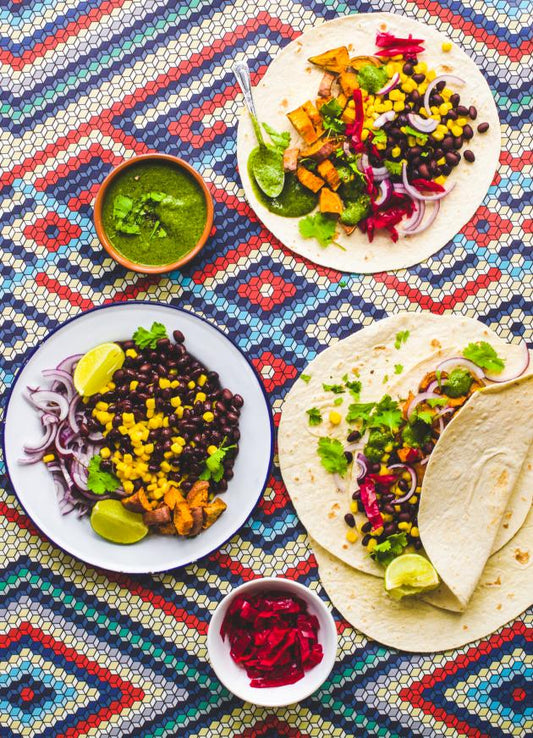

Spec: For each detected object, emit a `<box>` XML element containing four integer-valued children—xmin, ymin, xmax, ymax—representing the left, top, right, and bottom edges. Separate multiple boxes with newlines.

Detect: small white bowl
<box><xmin>207</xmin><ymin>577</ymin><xmax>338</xmax><ymax>706</ymax></box>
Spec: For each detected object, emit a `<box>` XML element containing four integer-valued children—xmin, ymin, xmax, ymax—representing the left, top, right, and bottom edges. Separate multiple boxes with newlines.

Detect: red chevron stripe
<box><xmin>374</xmin><ymin>267</ymin><xmax>502</xmax><ymax>312</ymax></box>
<box><xmin>0</xmin><ymin>0</ymin><xmax>130</xmax><ymax>70</ymax></box>
<box><xmin>500</xmin><ymin>150</ymin><xmax>532</xmax><ymax>171</ymax></box>
<box><xmin>209</xmin><ymin>550</ymin><xmax>314</xmax><ymax>582</ymax></box>
<box><xmin>35</xmin><ymin>273</ymin><xmax>95</xmax><ymax>310</ymax></box>
<box><xmin>34</xmin><ymin>143</ymin><xmax>123</xmax><ymax>191</ymax></box>
<box><xmin>412</xmin><ymin>0</ymin><xmax>532</xmax><ymax>61</ymax></box>
<box><xmin>0</xmin><ymin>500</ymin><xmax>41</xmax><ymax>538</ymax></box>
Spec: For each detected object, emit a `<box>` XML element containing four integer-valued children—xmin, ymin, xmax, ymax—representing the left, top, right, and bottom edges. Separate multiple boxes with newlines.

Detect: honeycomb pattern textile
<box><xmin>0</xmin><ymin>0</ymin><xmax>531</xmax><ymax>736</ymax></box>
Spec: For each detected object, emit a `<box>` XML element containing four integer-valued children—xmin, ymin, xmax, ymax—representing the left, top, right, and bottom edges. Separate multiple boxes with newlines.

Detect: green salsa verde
<box><xmin>247</xmin><ymin>153</ymin><xmax>317</xmax><ymax>217</ymax></box>
<box><xmin>102</xmin><ymin>160</ymin><xmax>207</xmax><ymax>266</ymax></box>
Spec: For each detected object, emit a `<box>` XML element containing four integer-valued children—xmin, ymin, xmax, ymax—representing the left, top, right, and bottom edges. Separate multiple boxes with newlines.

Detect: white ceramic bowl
<box><xmin>207</xmin><ymin>577</ymin><xmax>338</xmax><ymax>706</ymax></box>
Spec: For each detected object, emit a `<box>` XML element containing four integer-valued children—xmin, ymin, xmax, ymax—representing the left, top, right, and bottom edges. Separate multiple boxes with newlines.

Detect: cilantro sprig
<box><xmin>371</xmin><ymin>533</ymin><xmax>408</xmax><ymax>567</ymax></box>
<box><xmin>319</xmin><ymin>99</ymin><xmax>346</xmax><ymax>135</ymax></box>
<box><xmin>133</xmin><ymin>322</ymin><xmax>168</xmax><ymax>349</ymax></box>
<box><xmin>463</xmin><ymin>341</ymin><xmax>505</xmax><ymax>374</ymax></box>
<box><xmin>323</xmin><ymin>383</ymin><xmax>345</xmax><ymax>394</ymax></box>
<box><xmin>87</xmin><ymin>455</ymin><xmax>120</xmax><ymax>496</ymax></box>
<box><xmin>317</xmin><ymin>437</ymin><xmax>348</xmax><ymax>476</ymax></box>
<box><xmin>307</xmin><ymin>407</ymin><xmax>322</xmax><ymax>426</ymax></box>
<box><xmin>299</xmin><ymin>213</ymin><xmax>345</xmax><ymax>250</ymax></box>
<box><xmin>112</xmin><ymin>192</ymin><xmax>175</xmax><ymax>238</ymax></box>
<box><xmin>199</xmin><ymin>438</ymin><xmax>236</xmax><ymax>483</ymax></box>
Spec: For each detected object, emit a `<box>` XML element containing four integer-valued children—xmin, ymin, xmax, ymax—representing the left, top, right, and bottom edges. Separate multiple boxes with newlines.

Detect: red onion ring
<box><xmin>362</xmin><ymin>154</ymin><xmax>388</xmax><ymax>181</ymax></box>
<box><xmin>407</xmin><ymin>391</ymin><xmax>440</xmax><ymax>420</ymax></box>
<box><xmin>483</xmin><ymin>339</ymin><xmax>530</xmax><ymax>383</ymax></box>
<box><xmin>376</xmin><ymin>72</ymin><xmax>400</xmax><ymax>96</ymax></box>
<box><xmin>402</xmin><ymin>199</ymin><xmax>440</xmax><ymax>235</ymax></box>
<box><xmin>424</xmin><ymin>74</ymin><xmax>465</xmax><ymax>116</ymax></box>
<box><xmin>435</xmin><ymin>357</ymin><xmax>485</xmax><ymax>380</ymax></box>
<box><xmin>23</xmin><ymin>423</ymin><xmax>57</xmax><ymax>456</ymax></box>
<box><xmin>400</xmin><ymin>198</ymin><xmax>425</xmax><ymax>233</ymax></box>
<box><xmin>388</xmin><ymin>464</ymin><xmax>417</xmax><ymax>504</ymax></box>
<box><xmin>406</xmin><ymin>112</ymin><xmax>438</xmax><ymax>133</ymax></box>
<box><xmin>373</xmin><ymin>110</ymin><xmax>396</xmax><ymax>129</ymax></box>
<box><xmin>374</xmin><ymin>178</ymin><xmax>393</xmax><ymax>207</ymax></box>
<box><xmin>24</xmin><ymin>389</ymin><xmax>69</xmax><ymax>420</ymax></box>
<box><xmin>402</xmin><ymin>162</ymin><xmax>455</xmax><ymax>201</ymax></box>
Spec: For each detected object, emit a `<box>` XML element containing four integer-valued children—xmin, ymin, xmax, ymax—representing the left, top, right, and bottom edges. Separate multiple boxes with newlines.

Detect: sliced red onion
<box><xmin>484</xmin><ymin>339</ymin><xmax>530</xmax><ymax>383</ymax></box>
<box><xmin>25</xmin><ymin>389</ymin><xmax>69</xmax><ymax>420</ymax></box>
<box><xmin>393</xmin><ymin>183</ymin><xmax>407</xmax><ymax>195</ymax></box>
<box><xmin>420</xmin><ymin>456</ymin><xmax>429</xmax><ymax>466</ymax></box>
<box><xmin>68</xmin><ymin>396</ymin><xmax>81</xmax><ymax>434</ymax></box>
<box><xmin>361</xmin><ymin>154</ymin><xmax>388</xmax><ymax>181</ymax></box>
<box><xmin>388</xmin><ymin>464</ymin><xmax>417</xmax><ymax>504</ymax></box>
<box><xmin>435</xmin><ymin>357</ymin><xmax>485</xmax><ymax>380</ymax></box>
<box><xmin>376</xmin><ymin>72</ymin><xmax>400</xmax><ymax>96</ymax></box>
<box><xmin>402</xmin><ymin>162</ymin><xmax>455</xmax><ymax>201</ymax></box>
<box><xmin>343</xmin><ymin>141</ymin><xmax>353</xmax><ymax>156</ymax></box>
<box><xmin>400</xmin><ymin>198</ymin><xmax>425</xmax><ymax>233</ymax></box>
<box><xmin>407</xmin><ymin>391</ymin><xmax>440</xmax><ymax>420</ymax></box>
<box><xmin>406</xmin><ymin>112</ymin><xmax>437</xmax><ymax>133</ymax></box>
<box><xmin>56</xmin><ymin>353</ymin><xmax>82</xmax><ymax>374</ymax></box>
<box><xmin>356</xmin><ymin>452</ymin><xmax>368</xmax><ymax>481</ymax></box>
<box><xmin>71</xmin><ymin>458</ymin><xmax>89</xmax><ymax>491</ymax></box>
<box><xmin>22</xmin><ymin>423</ymin><xmax>57</xmax><ymax>456</ymax></box>
<box><xmin>88</xmin><ymin>431</ymin><xmax>105</xmax><ymax>442</ymax></box>
<box><xmin>402</xmin><ymin>199</ymin><xmax>440</xmax><ymax>235</ymax></box>
<box><xmin>374</xmin><ymin>178</ymin><xmax>393</xmax><ymax>206</ymax></box>
<box><xmin>42</xmin><ymin>368</ymin><xmax>75</xmax><ymax>399</ymax></box>
<box><xmin>373</xmin><ymin>110</ymin><xmax>396</xmax><ymax>129</ymax></box>
<box><xmin>424</xmin><ymin>74</ymin><xmax>464</xmax><ymax>116</ymax></box>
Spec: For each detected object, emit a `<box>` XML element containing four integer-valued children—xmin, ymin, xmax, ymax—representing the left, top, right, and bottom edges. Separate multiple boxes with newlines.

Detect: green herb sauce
<box><xmin>248</xmin><ymin>157</ymin><xmax>317</xmax><ymax>217</ymax></box>
<box><xmin>101</xmin><ymin>160</ymin><xmax>207</xmax><ymax>266</ymax></box>
<box><xmin>357</xmin><ymin>64</ymin><xmax>388</xmax><ymax>94</ymax></box>
<box><xmin>443</xmin><ymin>368</ymin><xmax>473</xmax><ymax>398</ymax></box>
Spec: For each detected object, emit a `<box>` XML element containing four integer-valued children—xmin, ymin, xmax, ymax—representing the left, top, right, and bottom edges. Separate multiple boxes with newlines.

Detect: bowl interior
<box><xmin>207</xmin><ymin>577</ymin><xmax>338</xmax><ymax>706</ymax></box>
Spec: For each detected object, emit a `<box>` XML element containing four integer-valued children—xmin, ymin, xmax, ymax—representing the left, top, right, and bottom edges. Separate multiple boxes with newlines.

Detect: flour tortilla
<box><xmin>279</xmin><ymin>313</ymin><xmax>532</xmax><ymax>579</ymax></box>
<box><xmin>312</xmin><ymin>505</ymin><xmax>532</xmax><ymax>653</ymax></box>
<box><xmin>236</xmin><ymin>13</ymin><xmax>501</xmax><ymax>273</ymax></box>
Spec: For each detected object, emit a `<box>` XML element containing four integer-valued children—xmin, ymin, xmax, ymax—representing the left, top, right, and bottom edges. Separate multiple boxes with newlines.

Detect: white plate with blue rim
<box><xmin>3</xmin><ymin>302</ymin><xmax>274</xmax><ymax>573</ymax></box>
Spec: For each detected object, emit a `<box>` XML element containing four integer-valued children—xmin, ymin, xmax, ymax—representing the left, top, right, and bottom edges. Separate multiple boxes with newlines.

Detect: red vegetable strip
<box><xmin>411</xmin><ymin>178</ymin><xmax>445</xmax><ymax>193</ymax></box>
<box><xmin>375</xmin><ymin>31</ymin><xmax>424</xmax><ymax>48</ymax></box>
<box><xmin>359</xmin><ymin>478</ymin><xmax>384</xmax><ymax>530</ymax></box>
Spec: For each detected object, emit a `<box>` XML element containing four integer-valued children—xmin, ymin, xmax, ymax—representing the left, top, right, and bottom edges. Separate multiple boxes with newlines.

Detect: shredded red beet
<box><xmin>375</xmin><ymin>32</ymin><xmax>425</xmax><ymax>60</ymax></box>
<box><xmin>220</xmin><ymin>590</ymin><xmax>323</xmax><ymax>688</ymax></box>
<box><xmin>411</xmin><ymin>178</ymin><xmax>445</xmax><ymax>193</ymax></box>
<box><xmin>359</xmin><ymin>477</ymin><xmax>384</xmax><ymax>530</ymax></box>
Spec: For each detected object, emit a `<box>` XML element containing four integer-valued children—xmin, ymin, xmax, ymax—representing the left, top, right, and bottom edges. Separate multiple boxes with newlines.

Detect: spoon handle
<box><xmin>233</xmin><ymin>60</ymin><xmax>265</xmax><ymax>145</ymax></box>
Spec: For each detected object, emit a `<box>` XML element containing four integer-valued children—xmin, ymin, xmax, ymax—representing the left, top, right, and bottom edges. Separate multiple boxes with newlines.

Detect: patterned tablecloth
<box><xmin>0</xmin><ymin>1</ymin><xmax>531</xmax><ymax>736</ymax></box>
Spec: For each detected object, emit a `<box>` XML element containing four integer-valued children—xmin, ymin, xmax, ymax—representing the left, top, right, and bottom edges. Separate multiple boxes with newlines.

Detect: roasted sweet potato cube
<box><xmin>315</xmin><ymin>97</ymin><xmax>332</xmax><ymax>111</ymax></box>
<box><xmin>308</xmin><ymin>46</ymin><xmax>350</xmax><ymax>74</ymax></box>
<box><xmin>122</xmin><ymin>492</ymin><xmax>145</xmax><ymax>513</ymax></box>
<box><xmin>188</xmin><ymin>507</ymin><xmax>204</xmax><ymax>538</ymax></box>
<box><xmin>296</xmin><ymin>167</ymin><xmax>325</xmax><ymax>193</ymax></box>
<box><xmin>202</xmin><ymin>498</ymin><xmax>227</xmax><ymax>530</ymax></box>
<box><xmin>301</xmin><ymin>101</ymin><xmax>322</xmax><ymax>130</ymax></box>
<box><xmin>138</xmin><ymin>488</ymin><xmax>157</xmax><ymax>511</ymax></box>
<box><xmin>143</xmin><ymin>505</ymin><xmax>172</xmax><ymax>527</ymax></box>
<box><xmin>317</xmin><ymin>160</ymin><xmax>341</xmax><ymax>190</ymax></box>
<box><xmin>287</xmin><ymin>106</ymin><xmax>319</xmax><ymax>144</ymax></box>
<box><xmin>338</xmin><ymin>71</ymin><xmax>359</xmax><ymax>96</ymax></box>
<box><xmin>173</xmin><ymin>500</ymin><xmax>194</xmax><ymax>536</ymax></box>
<box><xmin>341</xmin><ymin>100</ymin><xmax>356</xmax><ymax>124</ymax></box>
<box><xmin>186</xmin><ymin>480</ymin><xmax>209</xmax><ymax>508</ymax></box>
<box><xmin>319</xmin><ymin>187</ymin><xmax>343</xmax><ymax>215</ymax></box>
<box><xmin>164</xmin><ymin>486</ymin><xmax>186</xmax><ymax>510</ymax></box>
<box><xmin>336</xmin><ymin>92</ymin><xmax>348</xmax><ymax>110</ymax></box>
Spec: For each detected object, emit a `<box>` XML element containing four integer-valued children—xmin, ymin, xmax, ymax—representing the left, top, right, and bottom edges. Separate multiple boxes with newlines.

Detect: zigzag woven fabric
<box><xmin>0</xmin><ymin>0</ymin><xmax>531</xmax><ymax>736</ymax></box>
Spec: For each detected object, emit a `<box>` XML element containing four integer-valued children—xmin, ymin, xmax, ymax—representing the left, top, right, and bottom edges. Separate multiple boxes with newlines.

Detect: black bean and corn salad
<box><xmin>277</xmin><ymin>31</ymin><xmax>491</xmax><ymax>244</ymax></box>
<box><xmin>21</xmin><ymin>322</ymin><xmax>243</xmax><ymax>542</ymax></box>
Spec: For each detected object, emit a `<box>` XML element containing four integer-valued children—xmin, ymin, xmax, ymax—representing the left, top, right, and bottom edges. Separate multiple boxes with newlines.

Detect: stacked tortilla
<box><xmin>279</xmin><ymin>314</ymin><xmax>532</xmax><ymax>651</ymax></box>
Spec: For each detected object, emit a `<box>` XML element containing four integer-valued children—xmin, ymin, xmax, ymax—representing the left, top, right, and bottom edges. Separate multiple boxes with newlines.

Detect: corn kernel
<box><xmin>160</xmin><ymin>461</ymin><xmax>171</xmax><ymax>473</ymax></box>
<box><xmin>388</xmin><ymin>89</ymin><xmax>402</xmax><ymax>101</ymax></box>
<box><xmin>42</xmin><ymin>453</ymin><xmax>55</xmax><ymax>463</ymax></box>
<box><xmin>442</xmin><ymin>41</ymin><xmax>452</xmax><ymax>52</ymax></box>
<box><xmin>134</xmin><ymin>447</ymin><xmax>144</xmax><ymax>456</ymax></box>
<box><xmin>346</xmin><ymin>529</ymin><xmax>358</xmax><ymax>544</ymax></box>
<box><xmin>391</xmin><ymin>146</ymin><xmax>401</xmax><ymax>158</ymax></box>
<box><xmin>409</xmin><ymin>495</ymin><xmax>418</xmax><ymax>505</ymax></box>
<box><xmin>207</xmin><ymin>445</ymin><xmax>218</xmax><ymax>455</ymax></box>
<box><xmin>107</xmin><ymin>381</ymin><xmax>116</xmax><ymax>391</ymax></box>
<box><xmin>366</xmin><ymin>538</ymin><xmax>377</xmax><ymax>553</ymax></box>
<box><xmin>451</xmin><ymin>124</ymin><xmax>463</xmax><ymax>137</ymax></box>
<box><xmin>95</xmin><ymin>401</ymin><xmax>109</xmax><ymax>411</ymax></box>
<box><xmin>146</xmin><ymin>398</ymin><xmax>156</xmax><ymax>410</ymax></box>
<box><xmin>361</xmin><ymin>128</ymin><xmax>369</xmax><ymax>141</ymax></box>
<box><xmin>170</xmin><ymin>443</ymin><xmax>183</xmax><ymax>455</ymax></box>
<box><xmin>129</xmin><ymin>380</ymin><xmax>139</xmax><ymax>391</ymax></box>
<box><xmin>393</xmin><ymin>101</ymin><xmax>405</xmax><ymax>112</ymax></box>
<box><xmin>100</xmin><ymin>447</ymin><xmax>111</xmax><ymax>459</ymax></box>
<box><xmin>329</xmin><ymin>410</ymin><xmax>342</xmax><ymax>425</ymax></box>
<box><xmin>122</xmin><ymin>412</ymin><xmax>135</xmax><ymax>426</ymax></box>
<box><xmin>187</xmin><ymin>380</ymin><xmax>196</xmax><ymax>389</ymax></box>
<box><xmin>123</xmin><ymin>480</ymin><xmax>134</xmax><ymax>494</ymax></box>
<box><xmin>195</xmin><ymin>392</ymin><xmax>207</xmax><ymax>403</ymax></box>
<box><xmin>175</xmin><ymin>406</ymin><xmax>184</xmax><ymax>419</ymax></box>
<box><xmin>203</xmin><ymin>411</ymin><xmax>215</xmax><ymax>423</ymax></box>
<box><xmin>382</xmin><ymin>513</ymin><xmax>393</xmax><ymax>522</ymax></box>
<box><xmin>170</xmin><ymin>396</ymin><xmax>182</xmax><ymax>408</ymax></box>
<box><xmin>411</xmin><ymin>526</ymin><xmax>420</xmax><ymax>538</ymax></box>
<box><xmin>383</xmin><ymin>99</ymin><xmax>393</xmax><ymax>112</ymax></box>
<box><xmin>370</xmin><ymin>526</ymin><xmax>384</xmax><ymax>537</ymax></box>
<box><xmin>176</xmin><ymin>436</ymin><xmax>186</xmax><ymax>446</ymax></box>
<box><xmin>350</xmin><ymin>501</ymin><xmax>359</xmax><ymax>514</ymax></box>
<box><xmin>426</xmin><ymin>69</ymin><xmax>436</xmax><ymax>82</ymax></box>
<box><xmin>170</xmin><ymin>379</ymin><xmax>180</xmax><ymax>389</ymax></box>
<box><xmin>159</xmin><ymin>378</ymin><xmax>171</xmax><ymax>389</ymax></box>
<box><xmin>125</xmin><ymin>348</ymin><xmax>138</xmax><ymax>358</ymax></box>
<box><xmin>434</xmin><ymin>175</ymin><xmax>446</xmax><ymax>186</ymax></box>
<box><xmin>152</xmin><ymin>487</ymin><xmax>165</xmax><ymax>500</ymax></box>
<box><xmin>414</xmin><ymin>62</ymin><xmax>427</xmax><ymax>74</ymax></box>
<box><xmin>457</xmin><ymin>117</ymin><xmax>468</xmax><ymax>127</ymax></box>
<box><xmin>163</xmin><ymin>451</ymin><xmax>172</xmax><ymax>459</ymax></box>
<box><xmin>398</xmin><ymin>521</ymin><xmax>412</xmax><ymax>532</ymax></box>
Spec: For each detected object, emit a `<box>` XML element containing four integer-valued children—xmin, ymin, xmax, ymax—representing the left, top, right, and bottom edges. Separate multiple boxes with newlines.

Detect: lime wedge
<box><xmin>74</xmin><ymin>342</ymin><xmax>125</xmax><ymax>396</ymax></box>
<box><xmin>384</xmin><ymin>553</ymin><xmax>439</xmax><ymax>600</ymax></box>
<box><xmin>90</xmin><ymin>500</ymin><xmax>148</xmax><ymax>544</ymax></box>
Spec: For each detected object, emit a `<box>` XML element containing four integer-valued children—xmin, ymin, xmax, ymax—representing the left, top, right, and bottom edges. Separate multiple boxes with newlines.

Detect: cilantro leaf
<box><xmin>199</xmin><ymin>438</ymin><xmax>235</xmax><ymax>482</ymax></box>
<box><xmin>133</xmin><ymin>322</ymin><xmax>168</xmax><ymax>349</ymax></box>
<box><xmin>319</xmin><ymin>99</ymin><xmax>345</xmax><ymax>135</ymax></box>
<box><xmin>300</xmin><ymin>374</ymin><xmax>311</xmax><ymax>384</ymax></box>
<box><xmin>394</xmin><ymin>364</ymin><xmax>403</xmax><ymax>375</ymax></box>
<box><xmin>299</xmin><ymin>213</ymin><xmax>338</xmax><ymax>249</ymax></box>
<box><xmin>262</xmin><ymin>122</ymin><xmax>291</xmax><ymax>152</ymax></box>
<box><xmin>87</xmin><ymin>455</ymin><xmax>120</xmax><ymax>496</ymax></box>
<box><xmin>463</xmin><ymin>341</ymin><xmax>505</xmax><ymax>374</ymax></box>
<box><xmin>323</xmin><ymin>383</ymin><xmax>345</xmax><ymax>394</ymax></box>
<box><xmin>346</xmin><ymin>402</ymin><xmax>375</xmax><ymax>425</ymax></box>
<box><xmin>394</xmin><ymin>330</ymin><xmax>410</xmax><ymax>349</ymax></box>
<box><xmin>402</xmin><ymin>124</ymin><xmax>428</xmax><ymax>143</ymax></box>
<box><xmin>307</xmin><ymin>407</ymin><xmax>323</xmax><ymax>426</ymax></box>
<box><xmin>317</xmin><ymin>437</ymin><xmax>348</xmax><ymax>476</ymax></box>
<box><xmin>370</xmin><ymin>395</ymin><xmax>402</xmax><ymax>432</ymax></box>
<box><xmin>427</xmin><ymin>397</ymin><xmax>447</xmax><ymax>407</ymax></box>
<box><xmin>345</xmin><ymin>379</ymin><xmax>362</xmax><ymax>399</ymax></box>
<box><xmin>371</xmin><ymin>533</ymin><xmax>408</xmax><ymax>567</ymax></box>
<box><xmin>384</xmin><ymin>160</ymin><xmax>403</xmax><ymax>176</ymax></box>
<box><xmin>410</xmin><ymin>408</ymin><xmax>434</xmax><ymax>425</ymax></box>
<box><xmin>333</xmin><ymin>397</ymin><xmax>343</xmax><ymax>406</ymax></box>
<box><xmin>113</xmin><ymin>195</ymin><xmax>133</xmax><ymax>221</ymax></box>
<box><xmin>371</xmin><ymin>128</ymin><xmax>387</xmax><ymax>145</ymax></box>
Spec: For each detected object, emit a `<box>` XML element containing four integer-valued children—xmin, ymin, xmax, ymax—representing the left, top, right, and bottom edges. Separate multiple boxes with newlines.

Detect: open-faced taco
<box><xmin>279</xmin><ymin>313</ymin><xmax>532</xmax><ymax>651</ymax></box>
<box><xmin>237</xmin><ymin>13</ymin><xmax>501</xmax><ymax>272</ymax></box>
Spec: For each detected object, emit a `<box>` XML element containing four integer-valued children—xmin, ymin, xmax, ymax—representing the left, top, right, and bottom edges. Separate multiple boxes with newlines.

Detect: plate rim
<box><xmin>2</xmin><ymin>301</ymin><xmax>275</xmax><ymax>573</ymax></box>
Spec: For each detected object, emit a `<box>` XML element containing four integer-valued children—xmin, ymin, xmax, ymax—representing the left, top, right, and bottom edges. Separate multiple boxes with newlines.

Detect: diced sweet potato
<box><xmin>301</xmin><ymin>101</ymin><xmax>323</xmax><ymax>130</ymax></box>
<box><xmin>341</xmin><ymin>223</ymin><xmax>357</xmax><ymax>235</ymax></box>
<box><xmin>138</xmin><ymin>487</ymin><xmax>157</xmax><ymax>511</ymax></box>
<box><xmin>188</xmin><ymin>507</ymin><xmax>204</xmax><ymax>538</ymax></box>
<box><xmin>308</xmin><ymin>46</ymin><xmax>350</xmax><ymax>74</ymax></box>
<box><xmin>338</xmin><ymin>71</ymin><xmax>359</xmax><ymax>96</ymax></box>
<box><xmin>296</xmin><ymin>167</ymin><xmax>325</xmax><ymax>193</ymax></box>
<box><xmin>143</xmin><ymin>505</ymin><xmax>172</xmax><ymax>527</ymax></box>
<box><xmin>319</xmin><ymin>187</ymin><xmax>343</xmax><ymax>215</ymax></box>
<box><xmin>186</xmin><ymin>480</ymin><xmax>209</xmax><ymax>508</ymax></box>
<box><xmin>173</xmin><ymin>500</ymin><xmax>194</xmax><ymax>536</ymax></box>
<box><xmin>300</xmin><ymin>139</ymin><xmax>339</xmax><ymax>163</ymax></box>
<box><xmin>158</xmin><ymin>523</ymin><xmax>177</xmax><ymax>536</ymax></box>
<box><xmin>164</xmin><ymin>485</ymin><xmax>186</xmax><ymax>510</ymax></box>
<box><xmin>318</xmin><ymin>71</ymin><xmax>336</xmax><ymax>97</ymax></box>
<box><xmin>287</xmin><ymin>106</ymin><xmax>320</xmax><ymax>144</ymax></box>
<box><xmin>122</xmin><ymin>492</ymin><xmax>145</xmax><ymax>513</ymax></box>
<box><xmin>317</xmin><ymin>160</ymin><xmax>341</xmax><ymax>190</ymax></box>
<box><xmin>202</xmin><ymin>498</ymin><xmax>227</xmax><ymax>530</ymax></box>
<box><xmin>341</xmin><ymin>100</ymin><xmax>355</xmax><ymax>124</ymax></box>
<box><xmin>336</xmin><ymin>92</ymin><xmax>348</xmax><ymax>110</ymax></box>
<box><xmin>283</xmin><ymin>147</ymin><xmax>299</xmax><ymax>172</ymax></box>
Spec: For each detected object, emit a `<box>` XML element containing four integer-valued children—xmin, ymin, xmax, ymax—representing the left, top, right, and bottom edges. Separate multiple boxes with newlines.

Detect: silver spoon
<box><xmin>233</xmin><ymin>60</ymin><xmax>285</xmax><ymax>198</ymax></box>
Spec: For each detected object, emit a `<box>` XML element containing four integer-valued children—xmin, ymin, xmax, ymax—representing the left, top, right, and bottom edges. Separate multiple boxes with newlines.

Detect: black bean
<box><xmin>361</xmin><ymin>521</ymin><xmax>372</xmax><ymax>534</ymax></box>
<box><xmin>217</xmin><ymin>479</ymin><xmax>228</xmax><ymax>493</ymax></box>
<box><xmin>431</xmin><ymin>93</ymin><xmax>443</xmax><ymax>106</ymax></box>
<box><xmin>477</xmin><ymin>122</ymin><xmax>489</xmax><ymax>133</ymax></box>
<box><xmin>397</xmin><ymin>478</ymin><xmax>409</xmax><ymax>492</ymax></box>
<box><xmin>442</xmin><ymin>136</ymin><xmax>454</xmax><ymax>152</ymax></box>
<box><xmin>403</xmin><ymin>62</ymin><xmax>414</xmax><ymax>75</ymax></box>
<box><xmin>450</xmin><ymin>93</ymin><xmax>460</xmax><ymax>105</ymax></box>
<box><xmin>418</xmin><ymin>163</ymin><xmax>430</xmax><ymax>179</ymax></box>
<box><xmin>412</xmin><ymin>73</ymin><xmax>425</xmax><ymax>84</ymax></box>
<box><xmin>447</xmin><ymin>110</ymin><xmax>458</xmax><ymax>121</ymax></box>
<box><xmin>344</xmin><ymin>451</ymin><xmax>353</xmax><ymax>464</ymax></box>
<box><xmin>226</xmin><ymin>412</ymin><xmax>239</xmax><ymax>424</ymax></box>
<box><xmin>445</xmin><ymin>152</ymin><xmax>460</xmax><ymax>166</ymax></box>
<box><xmin>433</xmin><ymin>148</ymin><xmax>444</xmax><ymax>160</ymax></box>
<box><xmin>344</xmin><ymin>513</ymin><xmax>356</xmax><ymax>528</ymax></box>
<box><xmin>441</xmin><ymin>164</ymin><xmax>452</xmax><ymax>176</ymax></box>
<box><xmin>173</xmin><ymin>330</ymin><xmax>185</xmax><ymax>343</ymax></box>
<box><xmin>456</xmin><ymin>105</ymin><xmax>469</xmax><ymax>116</ymax></box>
<box><xmin>463</xmin><ymin>124</ymin><xmax>474</xmax><ymax>141</ymax></box>
<box><xmin>453</xmin><ymin>137</ymin><xmax>463</xmax><ymax>150</ymax></box>
<box><xmin>436</xmin><ymin>80</ymin><xmax>446</xmax><ymax>92</ymax></box>
<box><xmin>468</xmin><ymin>106</ymin><xmax>477</xmax><ymax>120</ymax></box>
<box><xmin>232</xmin><ymin>429</ymin><xmax>241</xmax><ymax>441</ymax></box>
<box><xmin>351</xmin><ymin>490</ymin><xmax>360</xmax><ymax>500</ymax></box>
<box><xmin>464</xmin><ymin>149</ymin><xmax>475</xmax><ymax>162</ymax></box>
<box><xmin>383</xmin><ymin>524</ymin><xmax>396</xmax><ymax>537</ymax></box>
<box><xmin>347</xmin><ymin>430</ymin><xmax>361</xmax><ymax>443</ymax></box>
<box><xmin>232</xmin><ymin>394</ymin><xmax>244</xmax><ymax>408</ymax></box>
<box><xmin>370</xmin><ymin>463</ymin><xmax>381</xmax><ymax>474</ymax></box>
<box><xmin>362</xmin><ymin>534</ymin><xmax>371</xmax><ymax>547</ymax></box>
<box><xmin>122</xmin><ymin>340</ymin><xmax>135</xmax><ymax>350</ymax></box>
<box><xmin>221</xmin><ymin>388</ymin><xmax>233</xmax><ymax>403</ymax></box>
<box><xmin>399</xmin><ymin>512</ymin><xmax>412</xmax><ymax>522</ymax></box>
<box><xmin>383</xmin><ymin>504</ymin><xmax>395</xmax><ymax>515</ymax></box>
<box><xmin>414</xmin><ymin>539</ymin><xmax>423</xmax><ymax>550</ymax></box>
